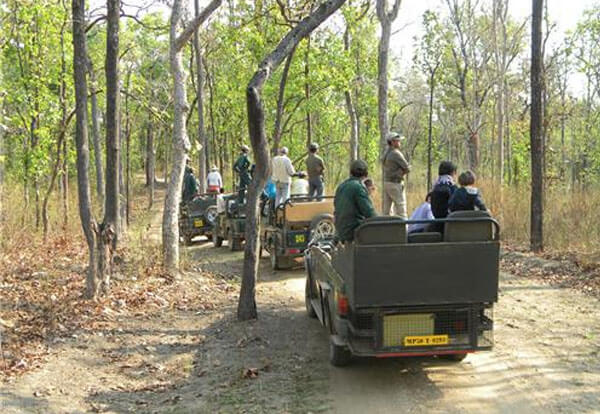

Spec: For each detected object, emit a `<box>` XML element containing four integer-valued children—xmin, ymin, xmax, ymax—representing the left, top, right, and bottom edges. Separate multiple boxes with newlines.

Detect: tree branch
<box><xmin>175</xmin><ymin>0</ymin><xmax>222</xmax><ymax>52</ymax></box>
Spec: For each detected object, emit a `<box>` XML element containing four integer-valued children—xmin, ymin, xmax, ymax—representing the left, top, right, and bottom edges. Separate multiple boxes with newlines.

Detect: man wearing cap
<box><xmin>206</xmin><ymin>165</ymin><xmax>223</xmax><ymax>194</ymax></box>
<box><xmin>382</xmin><ymin>132</ymin><xmax>410</xmax><ymax>219</ymax></box>
<box><xmin>233</xmin><ymin>145</ymin><xmax>251</xmax><ymax>203</ymax></box>
<box><xmin>182</xmin><ymin>159</ymin><xmax>199</xmax><ymax>203</ymax></box>
<box><xmin>306</xmin><ymin>142</ymin><xmax>325</xmax><ymax>200</ymax></box>
<box><xmin>271</xmin><ymin>146</ymin><xmax>296</xmax><ymax>206</ymax></box>
<box><xmin>334</xmin><ymin>160</ymin><xmax>377</xmax><ymax>243</ymax></box>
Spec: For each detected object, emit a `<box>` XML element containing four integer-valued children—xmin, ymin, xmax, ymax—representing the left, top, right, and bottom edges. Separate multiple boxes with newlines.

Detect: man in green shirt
<box><xmin>334</xmin><ymin>160</ymin><xmax>377</xmax><ymax>242</ymax></box>
<box><xmin>306</xmin><ymin>142</ymin><xmax>325</xmax><ymax>200</ymax></box>
<box><xmin>233</xmin><ymin>144</ymin><xmax>251</xmax><ymax>203</ymax></box>
<box><xmin>182</xmin><ymin>160</ymin><xmax>199</xmax><ymax>203</ymax></box>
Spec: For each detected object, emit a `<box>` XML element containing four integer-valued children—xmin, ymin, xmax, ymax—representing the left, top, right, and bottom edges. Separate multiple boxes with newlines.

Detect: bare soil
<box><xmin>2</xmin><ymin>216</ymin><xmax>600</xmax><ymax>413</ymax></box>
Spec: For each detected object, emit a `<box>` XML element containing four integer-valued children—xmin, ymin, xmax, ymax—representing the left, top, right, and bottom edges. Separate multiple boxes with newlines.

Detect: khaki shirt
<box><xmin>306</xmin><ymin>153</ymin><xmax>325</xmax><ymax>180</ymax></box>
<box><xmin>383</xmin><ymin>148</ymin><xmax>410</xmax><ymax>183</ymax></box>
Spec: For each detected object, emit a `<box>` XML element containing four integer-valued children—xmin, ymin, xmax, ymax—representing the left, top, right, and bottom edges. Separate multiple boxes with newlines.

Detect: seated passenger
<box><xmin>449</xmin><ymin>170</ymin><xmax>488</xmax><ymax>212</ymax></box>
<box><xmin>334</xmin><ymin>160</ymin><xmax>376</xmax><ymax>243</ymax></box>
<box><xmin>408</xmin><ymin>192</ymin><xmax>434</xmax><ymax>233</ymax></box>
<box><xmin>429</xmin><ymin>161</ymin><xmax>457</xmax><ymax>232</ymax></box>
<box><xmin>290</xmin><ymin>171</ymin><xmax>309</xmax><ymax>197</ymax></box>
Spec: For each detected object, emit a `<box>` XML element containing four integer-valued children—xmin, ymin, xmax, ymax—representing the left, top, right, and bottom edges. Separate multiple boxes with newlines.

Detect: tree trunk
<box><xmin>427</xmin><ymin>71</ymin><xmax>435</xmax><ymax>191</ymax></box>
<box><xmin>0</xmin><ymin>124</ymin><xmax>4</xmax><ymax>223</ymax></box>
<box><xmin>272</xmin><ymin>48</ymin><xmax>296</xmax><ymax>154</ymax></box>
<box><xmin>146</xmin><ymin>120</ymin><xmax>155</xmax><ymax>207</ymax></box>
<box><xmin>88</xmin><ymin>60</ymin><xmax>105</xmax><ymax>205</ymax></box>
<box><xmin>239</xmin><ymin>0</ymin><xmax>347</xmax><ymax>321</ymax></box>
<box><xmin>163</xmin><ymin>0</ymin><xmax>222</xmax><ymax>273</ymax></box>
<box><xmin>194</xmin><ymin>0</ymin><xmax>207</xmax><ymax>193</ymax></box>
<box><xmin>43</xmin><ymin>18</ymin><xmax>69</xmax><ymax>239</ymax></box>
<box><xmin>304</xmin><ymin>37</ymin><xmax>312</xmax><ymax>148</ymax></box>
<box><xmin>343</xmin><ymin>26</ymin><xmax>358</xmax><ymax>162</ymax></box>
<box><xmin>376</xmin><ymin>0</ymin><xmax>401</xmax><ymax>158</ymax></box>
<box><xmin>100</xmin><ymin>0</ymin><xmax>121</xmax><ymax>293</ymax></box>
<box><xmin>123</xmin><ymin>69</ymin><xmax>131</xmax><ymax>228</ymax></box>
<box><xmin>345</xmin><ymin>91</ymin><xmax>359</xmax><ymax>161</ymax></box>
<box><xmin>72</xmin><ymin>0</ymin><xmax>99</xmax><ymax>299</ymax></box>
<box><xmin>530</xmin><ymin>0</ymin><xmax>544</xmax><ymax>252</ymax></box>
<box><xmin>376</xmin><ymin>0</ymin><xmax>401</xmax><ymax>207</ymax></box>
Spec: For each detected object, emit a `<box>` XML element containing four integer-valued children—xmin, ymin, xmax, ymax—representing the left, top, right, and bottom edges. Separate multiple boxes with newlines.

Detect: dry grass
<box><xmin>0</xmin><ymin>180</ymin><xmax>168</xmax><ymax>379</ymax></box>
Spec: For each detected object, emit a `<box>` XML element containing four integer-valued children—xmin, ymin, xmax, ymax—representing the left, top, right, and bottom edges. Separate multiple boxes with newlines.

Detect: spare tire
<box><xmin>309</xmin><ymin>213</ymin><xmax>335</xmax><ymax>243</ymax></box>
<box><xmin>204</xmin><ymin>205</ymin><xmax>218</xmax><ymax>225</ymax></box>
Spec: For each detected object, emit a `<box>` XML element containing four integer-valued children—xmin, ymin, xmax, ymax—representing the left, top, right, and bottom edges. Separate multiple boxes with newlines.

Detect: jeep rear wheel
<box><xmin>271</xmin><ymin>253</ymin><xmax>293</xmax><ymax>270</ymax></box>
<box><xmin>329</xmin><ymin>336</ymin><xmax>351</xmax><ymax>367</ymax></box>
<box><xmin>212</xmin><ymin>230</ymin><xmax>223</xmax><ymax>247</ymax></box>
<box><xmin>440</xmin><ymin>353</ymin><xmax>468</xmax><ymax>362</ymax></box>
<box><xmin>305</xmin><ymin>277</ymin><xmax>317</xmax><ymax>318</ymax></box>
<box><xmin>228</xmin><ymin>233</ymin><xmax>242</xmax><ymax>251</ymax></box>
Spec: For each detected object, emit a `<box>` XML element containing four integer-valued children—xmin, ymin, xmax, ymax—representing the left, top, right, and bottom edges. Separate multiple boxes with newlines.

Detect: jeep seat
<box><xmin>444</xmin><ymin>210</ymin><xmax>495</xmax><ymax>242</ymax></box>
<box><xmin>355</xmin><ymin>217</ymin><xmax>407</xmax><ymax>245</ymax></box>
<box><xmin>279</xmin><ymin>199</ymin><xmax>334</xmax><ymax>223</ymax></box>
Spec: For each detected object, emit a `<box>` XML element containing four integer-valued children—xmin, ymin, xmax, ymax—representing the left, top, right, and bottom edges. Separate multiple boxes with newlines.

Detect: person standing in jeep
<box><xmin>233</xmin><ymin>144</ymin><xmax>251</xmax><ymax>204</ymax></box>
<box><xmin>382</xmin><ymin>132</ymin><xmax>410</xmax><ymax>219</ymax></box>
<box><xmin>306</xmin><ymin>142</ymin><xmax>325</xmax><ymax>200</ymax></box>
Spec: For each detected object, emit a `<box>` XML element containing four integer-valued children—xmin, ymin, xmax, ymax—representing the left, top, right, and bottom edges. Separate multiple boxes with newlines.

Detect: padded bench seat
<box><xmin>280</xmin><ymin>199</ymin><xmax>334</xmax><ymax>223</ymax></box>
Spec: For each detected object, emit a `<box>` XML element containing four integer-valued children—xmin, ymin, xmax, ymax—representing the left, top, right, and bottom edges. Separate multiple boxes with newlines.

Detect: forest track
<box><xmin>1</xmin><ymin>224</ymin><xmax>599</xmax><ymax>413</ymax></box>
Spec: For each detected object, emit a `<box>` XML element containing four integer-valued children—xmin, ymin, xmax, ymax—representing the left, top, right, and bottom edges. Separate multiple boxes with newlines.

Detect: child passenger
<box><xmin>408</xmin><ymin>193</ymin><xmax>434</xmax><ymax>233</ymax></box>
<box><xmin>448</xmin><ymin>170</ymin><xmax>487</xmax><ymax>212</ymax></box>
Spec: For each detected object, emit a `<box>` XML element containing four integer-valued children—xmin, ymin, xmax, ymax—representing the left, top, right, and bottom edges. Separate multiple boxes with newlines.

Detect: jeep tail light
<box><xmin>288</xmin><ymin>248</ymin><xmax>300</xmax><ymax>254</ymax></box>
<box><xmin>337</xmin><ymin>293</ymin><xmax>349</xmax><ymax>316</ymax></box>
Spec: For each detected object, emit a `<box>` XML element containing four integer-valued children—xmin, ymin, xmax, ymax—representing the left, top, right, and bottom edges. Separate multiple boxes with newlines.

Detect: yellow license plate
<box><xmin>404</xmin><ymin>335</ymin><xmax>449</xmax><ymax>347</ymax></box>
<box><xmin>295</xmin><ymin>234</ymin><xmax>305</xmax><ymax>243</ymax></box>
<box><xmin>193</xmin><ymin>219</ymin><xmax>204</xmax><ymax>228</ymax></box>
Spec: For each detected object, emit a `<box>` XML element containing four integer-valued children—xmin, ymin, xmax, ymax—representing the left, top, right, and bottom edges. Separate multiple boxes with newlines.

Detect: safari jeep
<box><xmin>304</xmin><ymin>211</ymin><xmax>500</xmax><ymax>367</ymax></box>
<box><xmin>262</xmin><ymin>196</ymin><xmax>335</xmax><ymax>270</ymax></box>
<box><xmin>212</xmin><ymin>196</ymin><xmax>246</xmax><ymax>251</ymax></box>
<box><xmin>179</xmin><ymin>194</ymin><xmax>218</xmax><ymax>245</ymax></box>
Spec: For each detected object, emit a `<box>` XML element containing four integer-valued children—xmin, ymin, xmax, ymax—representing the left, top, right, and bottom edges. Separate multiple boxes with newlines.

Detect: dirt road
<box><xmin>2</xmin><ymin>238</ymin><xmax>599</xmax><ymax>413</ymax></box>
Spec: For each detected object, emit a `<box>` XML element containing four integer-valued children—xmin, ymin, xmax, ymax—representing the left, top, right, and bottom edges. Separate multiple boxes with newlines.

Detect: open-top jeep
<box><xmin>304</xmin><ymin>211</ymin><xmax>500</xmax><ymax>366</ymax></box>
<box><xmin>212</xmin><ymin>195</ymin><xmax>246</xmax><ymax>251</ymax></box>
<box><xmin>179</xmin><ymin>194</ymin><xmax>218</xmax><ymax>245</ymax></box>
<box><xmin>261</xmin><ymin>196</ymin><xmax>335</xmax><ymax>270</ymax></box>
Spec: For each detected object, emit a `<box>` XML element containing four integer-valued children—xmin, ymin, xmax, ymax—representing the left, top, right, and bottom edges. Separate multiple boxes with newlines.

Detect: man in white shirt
<box><xmin>206</xmin><ymin>165</ymin><xmax>223</xmax><ymax>194</ymax></box>
<box><xmin>271</xmin><ymin>147</ymin><xmax>296</xmax><ymax>206</ymax></box>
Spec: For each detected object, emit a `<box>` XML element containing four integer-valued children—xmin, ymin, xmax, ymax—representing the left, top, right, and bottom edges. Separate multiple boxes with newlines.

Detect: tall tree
<box><xmin>88</xmin><ymin>59</ymin><xmax>105</xmax><ymax>205</ymax></box>
<box><xmin>530</xmin><ymin>0</ymin><xmax>544</xmax><ymax>252</ymax></box>
<box><xmin>416</xmin><ymin>10</ymin><xmax>442</xmax><ymax>190</ymax></box>
<box><xmin>71</xmin><ymin>0</ymin><xmax>98</xmax><ymax>298</ymax></box>
<box><xmin>445</xmin><ymin>0</ymin><xmax>492</xmax><ymax>173</ymax></box>
<box><xmin>376</xmin><ymin>0</ymin><xmax>401</xmax><ymax>158</ymax></box>
<box><xmin>238</xmin><ymin>0</ymin><xmax>347</xmax><ymax>321</ymax></box>
<box><xmin>105</xmin><ymin>0</ymin><xmax>121</xmax><ymax>244</ymax></box>
<box><xmin>163</xmin><ymin>0</ymin><xmax>222</xmax><ymax>272</ymax></box>
<box><xmin>193</xmin><ymin>0</ymin><xmax>207</xmax><ymax>193</ymax></box>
